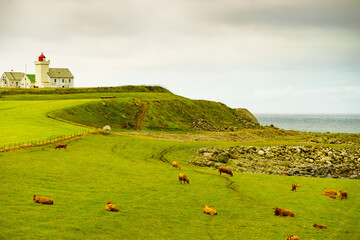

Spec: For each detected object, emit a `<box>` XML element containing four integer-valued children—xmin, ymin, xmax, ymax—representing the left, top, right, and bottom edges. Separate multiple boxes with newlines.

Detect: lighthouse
<box><xmin>34</xmin><ymin>52</ymin><xmax>50</xmax><ymax>88</ymax></box>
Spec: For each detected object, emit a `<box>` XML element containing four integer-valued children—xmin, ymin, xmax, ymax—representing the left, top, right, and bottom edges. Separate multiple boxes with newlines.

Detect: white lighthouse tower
<box><xmin>34</xmin><ymin>53</ymin><xmax>50</xmax><ymax>88</ymax></box>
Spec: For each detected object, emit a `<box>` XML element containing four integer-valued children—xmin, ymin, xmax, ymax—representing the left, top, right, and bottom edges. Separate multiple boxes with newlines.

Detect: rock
<box><xmin>350</xmin><ymin>174</ymin><xmax>359</xmax><ymax>179</ymax></box>
<box><xmin>190</xmin><ymin>144</ymin><xmax>360</xmax><ymax>179</ymax></box>
<box><xmin>218</xmin><ymin>153</ymin><xmax>229</xmax><ymax>163</ymax></box>
<box><xmin>103</xmin><ymin>125</ymin><xmax>111</xmax><ymax>131</ymax></box>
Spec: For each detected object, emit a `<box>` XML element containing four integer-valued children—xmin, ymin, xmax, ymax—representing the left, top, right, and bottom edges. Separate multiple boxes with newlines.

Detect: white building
<box><xmin>1</xmin><ymin>53</ymin><xmax>74</xmax><ymax>88</ymax></box>
<box><xmin>1</xmin><ymin>71</ymin><xmax>25</xmax><ymax>88</ymax></box>
<box><xmin>20</xmin><ymin>74</ymin><xmax>36</xmax><ymax>88</ymax></box>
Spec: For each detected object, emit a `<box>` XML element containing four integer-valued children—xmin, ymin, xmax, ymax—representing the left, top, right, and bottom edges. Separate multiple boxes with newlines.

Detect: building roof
<box><xmin>48</xmin><ymin>68</ymin><xmax>74</xmax><ymax>78</ymax></box>
<box><xmin>26</xmin><ymin>74</ymin><xmax>36</xmax><ymax>83</ymax></box>
<box><xmin>4</xmin><ymin>72</ymin><xmax>25</xmax><ymax>81</ymax></box>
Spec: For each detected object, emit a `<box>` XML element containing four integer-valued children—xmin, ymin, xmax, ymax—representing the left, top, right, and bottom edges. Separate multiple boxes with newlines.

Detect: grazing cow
<box><xmin>291</xmin><ymin>184</ymin><xmax>301</xmax><ymax>191</ymax></box>
<box><xmin>273</xmin><ymin>207</ymin><xmax>294</xmax><ymax>217</ymax></box>
<box><xmin>178</xmin><ymin>173</ymin><xmax>190</xmax><ymax>184</ymax></box>
<box><xmin>341</xmin><ymin>191</ymin><xmax>347</xmax><ymax>199</ymax></box>
<box><xmin>106</xmin><ymin>201</ymin><xmax>119</xmax><ymax>212</ymax></box>
<box><xmin>203</xmin><ymin>204</ymin><xmax>217</xmax><ymax>215</ymax></box>
<box><xmin>313</xmin><ymin>223</ymin><xmax>327</xmax><ymax>229</ymax></box>
<box><xmin>171</xmin><ymin>161</ymin><xmax>181</xmax><ymax>170</ymax></box>
<box><xmin>218</xmin><ymin>166</ymin><xmax>233</xmax><ymax>177</ymax></box>
<box><xmin>34</xmin><ymin>195</ymin><xmax>53</xmax><ymax>205</ymax></box>
<box><xmin>285</xmin><ymin>235</ymin><xmax>301</xmax><ymax>240</ymax></box>
<box><xmin>55</xmin><ymin>143</ymin><xmax>67</xmax><ymax>149</ymax></box>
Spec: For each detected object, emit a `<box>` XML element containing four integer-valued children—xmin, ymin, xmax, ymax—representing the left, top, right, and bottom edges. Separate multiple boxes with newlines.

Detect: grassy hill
<box><xmin>47</xmin><ymin>98</ymin><xmax>257</xmax><ymax>131</ymax></box>
<box><xmin>1</xmin><ymin>86</ymin><xmax>260</xmax><ymax>132</ymax></box>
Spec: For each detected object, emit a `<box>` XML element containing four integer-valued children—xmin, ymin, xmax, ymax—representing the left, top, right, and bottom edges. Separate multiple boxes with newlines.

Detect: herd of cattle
<box><xmin>32</xmin><ymin>144</ymin><xmax>349</xmax><ymax>240</ymax></box>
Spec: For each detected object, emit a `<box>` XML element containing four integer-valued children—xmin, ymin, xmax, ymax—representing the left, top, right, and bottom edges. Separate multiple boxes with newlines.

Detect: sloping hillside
<box><xmin>48</xmin><ymin>97</ymin><xmax>260</xmax><ymax>131</ymax></box>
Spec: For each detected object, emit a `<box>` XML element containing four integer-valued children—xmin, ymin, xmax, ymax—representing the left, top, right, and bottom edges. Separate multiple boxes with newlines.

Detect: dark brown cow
<box><xmin>313</xmin><ymin>223</ymin><xmax>327</xmax><ymax>229</ymax></box>
<box><xmin>273</xmin><ymin>207</ymin><xmax>294</xmax><ymax>217</ymax></box>
<box><xmin>55</xmin><ymin>143</ymin><xmax>67</xmax><ymax>149</ymax></box>
<box><xmin>219</xmin><ymin>166</ymin><xmax>233</xmax><ymax>176</ymax></box>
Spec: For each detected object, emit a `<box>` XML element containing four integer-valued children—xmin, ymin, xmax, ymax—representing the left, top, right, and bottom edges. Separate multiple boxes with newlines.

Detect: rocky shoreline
<box><xmin>189</xmin><ymin>145</ymin><xmax>360</xmax><ymax>179</ymax></box>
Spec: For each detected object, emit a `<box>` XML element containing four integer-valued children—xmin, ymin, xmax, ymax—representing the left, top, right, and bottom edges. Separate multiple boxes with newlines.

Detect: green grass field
<box><xmin>0</xmin><ymin>134</ymin><xmax>359</xmax><ymax>239</ymax></box>
<box><xmin>0</xmin><ymin>88</ymin><xmax>359</xmax><ymax>239</ymax></box>
<box><xmin>0</xmin><ymin>100</ymin><xmax>93</xmax><ymax>146</ymax></box>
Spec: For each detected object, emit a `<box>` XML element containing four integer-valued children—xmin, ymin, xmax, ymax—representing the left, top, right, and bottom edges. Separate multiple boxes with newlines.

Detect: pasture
<box><xmin>0</xmin><ymin>100</ymin><xmax>92</xmax><ymax>146</ymax></box>
<box><xmin>0</xmin><ymin>134</ymin><xmax>359</xmax><ymax>240</ymax></box>
<box><xmin>1</xmin><ymin>88</ymin><xmax>359</xmax><ymax>239</ymax></box>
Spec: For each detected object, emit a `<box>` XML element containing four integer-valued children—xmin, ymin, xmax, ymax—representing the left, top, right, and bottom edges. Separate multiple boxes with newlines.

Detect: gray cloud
<box><xmin>0</xmin><ymin>0</ymin><xmax>359</xmax><ymax>113</ymax></box>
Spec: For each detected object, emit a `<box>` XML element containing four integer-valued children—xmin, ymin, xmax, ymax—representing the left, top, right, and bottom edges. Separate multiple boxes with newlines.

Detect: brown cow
<box><xmin>219</xmin><ymin>166</ymin><xmax>233</xmax><ymax>176</ymax></box>
<box><xmin>55</xmin><ymin>143</ymin><xmax>67</xmax><ymax>149</ymax></box>
<box><xmin>34</xmin><ymin>195</ymin><xmax>53</xmax><ymax>204</ymax></box>
<box><xmin>106</xmin><ymin>201</ymin><xmax>119</xmax><ymax>212</ymax></box>
<box><xmin>285</xmin><ymin>235</ymin><xmax>315</xmax><ymax>240</ymax></box>
<box><xmin>313</xmin><ymin>223</ymin><xmax>327</xmax><ymax>229</ymax></box>
<box><xmin>203</xmin><ymin>204</ymin><xmax>217</xmax><ymax>215</ymax></box>
<box><xmin>337</xmin><ymin>191</ymin><xmax>343</xmax><ymax>200</ymax></box>
<box><xmin>171</xmin><ymin>161</ymin><xmax>181</xmax><ymax>170</ymax></box>
<box><xmin>285</xmin><ymin>235</ymin><xmax>301</xmax><ymax>240</ymax></box>
<box><xmin>273</xmin><ymin>207</ymin><xmax>294</xmax><ymax>217</ymax></box>
<box><xmin>178</xmin><ymin>173</ymin><xmax>189</xmax><ymax>184</ymax></box>
<box><xmin>324</xmin><ymin>188</ymin><xmax>337</xmax><ymax>195</ymax></box>
<box><xmin>321</xmin><ymin>191</ymin><xmax>336</xmax><ymax>199</ymax></box>
<box><xmin>292</xmin><ymin>184</ymin><xmax>301</xmax><ymax>191</ymax></box>
<box><xmin>339</xmin><ymin>189</ymin><xmax>348</xmax><ymax>199</ymax></box>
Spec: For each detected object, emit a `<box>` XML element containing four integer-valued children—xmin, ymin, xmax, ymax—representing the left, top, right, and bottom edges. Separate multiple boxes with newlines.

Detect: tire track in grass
<box><xmin>192</xmin><ymin>169</ymin><xmax>265</xmax><ymax>205</ymax></box>
<box><xmin>111</xmin><ymin>144</ymin><xmax>119</xmax><ymax>153</ymax></box>
<box><xmin>206</xmin><ymin>217</ymin><xmax>215</xmax><ymax>240</ymax></box>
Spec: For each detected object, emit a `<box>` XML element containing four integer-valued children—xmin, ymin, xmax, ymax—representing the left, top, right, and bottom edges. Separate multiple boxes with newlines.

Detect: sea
<box><xmin>254</xmin><ymin>114</ymin><xmax>360</xmax><ymax>134</ymax></box>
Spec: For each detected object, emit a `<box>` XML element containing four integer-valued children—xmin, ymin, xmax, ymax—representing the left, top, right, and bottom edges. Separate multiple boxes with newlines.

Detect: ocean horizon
<box><xmin>254</xmin><ymin>113</ymin><xmax>360</xmax><ymax>134</ymax></box>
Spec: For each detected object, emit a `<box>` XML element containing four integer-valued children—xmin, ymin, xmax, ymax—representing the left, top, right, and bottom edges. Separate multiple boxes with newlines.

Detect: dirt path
<box><xmin>134</xmin><ymin>101</ymin><xmax>148</xmax><ymax>130</ymax></box>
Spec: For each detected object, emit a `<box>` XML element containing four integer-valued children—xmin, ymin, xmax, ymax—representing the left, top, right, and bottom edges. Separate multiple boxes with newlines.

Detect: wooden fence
<box><xmin>0</xmin><ymin>129</ymin><xmax>106</xmax><ymax>153</ymax></box>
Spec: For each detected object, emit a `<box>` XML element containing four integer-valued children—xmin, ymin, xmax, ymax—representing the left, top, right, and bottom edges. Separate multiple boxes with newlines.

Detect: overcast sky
<box><xmin>1</xmin><ymin>0</ymin><xmax>359</xmax><ymax>114</ymax></box>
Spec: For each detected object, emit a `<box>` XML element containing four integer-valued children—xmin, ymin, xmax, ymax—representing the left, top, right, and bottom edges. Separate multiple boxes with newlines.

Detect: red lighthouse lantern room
<box><xmin>38</xmin><ymin>52</ymin><xmax>46</xmax><ymax>61</ymax></box>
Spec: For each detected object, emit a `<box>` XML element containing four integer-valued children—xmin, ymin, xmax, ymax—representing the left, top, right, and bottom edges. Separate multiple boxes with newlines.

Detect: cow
<box><xmin>273</xmin><ymin>207</ymin><xmax>294</xmax><ymax>217</ymax></box>
<box><xmin>55</xmin><ymin>143</ymin><xmax>67</xmax><ymax>149</ymax></box>
<box><xmin>172</xmin><ymin>161</ymin><xmax>181</xmax><ymax>170</ymax></box>
<box><xmin>34</xmin><ymin>195</ymin><xmax>53</xmax><ymax>205</ymax></box>
<box><xmin>178</xmin><ymin>173</ymin><xmax>189</xmax><ymax>184</ymax></box>
<box><xmin>106</xmin><ymin>201</ymin><xmax>119</xmax><ymax>212</ymax></box>
<box><xmin>219</xmin><ymin>166</ymin><xmax>233</xmax><ymax>176</ymax></box>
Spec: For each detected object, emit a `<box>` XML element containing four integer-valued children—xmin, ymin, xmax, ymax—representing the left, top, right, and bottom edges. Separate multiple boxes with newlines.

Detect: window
<box><xmin>62</xmin><ymin>79</ymin><xmax>64</xmax><ymax>83</ymax></box>
<box><xmin>54</xmin><ymin>79</ymin><xmax>56</xmax><ymax>83</ymax></box>
<box><xmin>69</xmin><ymin>79</ymin><xmax>71</xmax><ymax>83</ymax></box>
